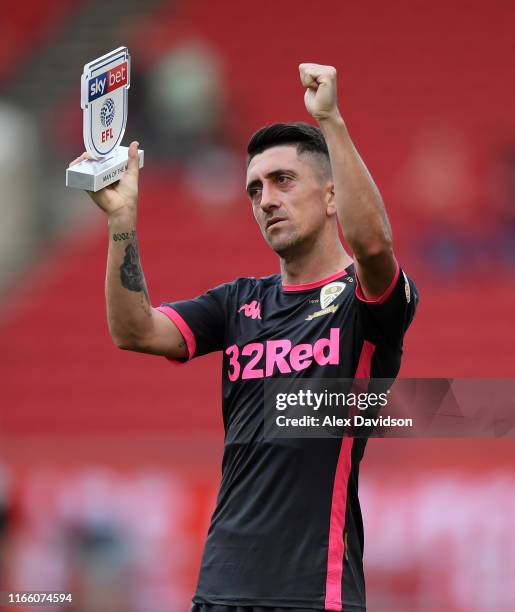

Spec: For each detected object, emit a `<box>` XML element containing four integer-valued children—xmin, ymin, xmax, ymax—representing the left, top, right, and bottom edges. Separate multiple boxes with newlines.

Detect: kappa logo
<box><xmin>238</xmin><ymin>300</ymin><xmax>262</xmax><ymax>320</ymax></box>
<box><xmin>306</xmin><ymin>281</ymin><xmax>346</xmax><ymax>321</ymax></box>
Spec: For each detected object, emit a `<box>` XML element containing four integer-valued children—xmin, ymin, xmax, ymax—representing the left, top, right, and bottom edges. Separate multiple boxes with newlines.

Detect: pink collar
<box><xmin>282</xmin><ymin>268</ymin><xmax>350</xmax><ymax>292</ymax></box>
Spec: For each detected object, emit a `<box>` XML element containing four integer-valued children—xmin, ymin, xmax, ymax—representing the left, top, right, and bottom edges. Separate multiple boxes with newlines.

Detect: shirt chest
<box><xmin>222</xmin><ymin>284</ymin><xmax>356</xmax><ymax>382</ymax></box>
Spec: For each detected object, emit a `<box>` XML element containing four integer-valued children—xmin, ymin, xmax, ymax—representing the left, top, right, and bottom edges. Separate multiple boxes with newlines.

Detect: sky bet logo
<box><xmin>88</xmin><ymin>61</ymin><xmax>128</xmax><ymax>102</ymax></box>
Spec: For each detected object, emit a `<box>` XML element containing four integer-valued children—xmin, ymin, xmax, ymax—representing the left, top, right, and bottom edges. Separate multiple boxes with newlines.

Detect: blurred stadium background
<box><xmin>0</xmin><ymin>1</ymin><xmax>514</xmax><ymax>611</ymax></box>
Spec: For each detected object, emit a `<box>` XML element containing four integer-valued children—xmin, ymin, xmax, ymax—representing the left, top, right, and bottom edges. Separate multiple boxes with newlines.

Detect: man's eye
<box><xmin>277</xmin><ymin>175</ymin><xmax>290</xmax><ymax>184</ymax></box>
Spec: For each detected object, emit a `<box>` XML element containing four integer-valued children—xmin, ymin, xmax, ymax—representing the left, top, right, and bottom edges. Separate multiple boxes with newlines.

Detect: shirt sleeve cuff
<box><xmin>155</xmin><ymin>305</ymin><xmax>197</xmax><ymax>364</ymax></box>
<box><xmin>355</xmin><ymin>259</ymin><xmax>400</xmax><ymax>304</ymax></box>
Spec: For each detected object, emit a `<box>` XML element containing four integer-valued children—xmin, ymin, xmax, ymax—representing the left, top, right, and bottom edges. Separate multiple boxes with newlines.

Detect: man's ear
<box><xmin>325</xmin><ymin>181</ymin><xmax>337</xmax><ymax>216</ymax></box>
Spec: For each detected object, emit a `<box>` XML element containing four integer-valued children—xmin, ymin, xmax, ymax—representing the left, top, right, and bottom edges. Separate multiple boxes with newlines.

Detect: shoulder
<box><xmin>225</xmin><ymin>273</ymin><xmax>281</xmax><ymax>292</ymax></box>
<box><xmin>216</xmin><ymin>273</ymin><xmax>281</xmax><ymax>306</ymax></box>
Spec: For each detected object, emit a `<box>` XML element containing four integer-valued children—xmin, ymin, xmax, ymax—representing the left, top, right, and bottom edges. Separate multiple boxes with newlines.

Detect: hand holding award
<box><xmin>66</xmin><ymin>46</ymin><xmax>144</xmax><ymax>192</ymax></box>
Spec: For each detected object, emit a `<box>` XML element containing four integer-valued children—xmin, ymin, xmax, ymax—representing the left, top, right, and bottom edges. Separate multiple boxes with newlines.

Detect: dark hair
<box><xmin>247</xmin><ymin>122</ymin><xmax>330</xmax><ymax>170</ymax></box>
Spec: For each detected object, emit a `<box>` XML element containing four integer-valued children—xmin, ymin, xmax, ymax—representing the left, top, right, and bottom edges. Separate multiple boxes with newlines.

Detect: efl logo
<box><xmin>99</xmin><ymin>98</ymin><xmax>115</xmax><ymax>143</ymax></box>
<box><xmin>88</xmin><ymin>62</ymin><xmax>128</xmax><ymax>102</ymax></box>
<box><xmin>80</xmin><ymin>47</ymin><xmax>130</xmax><ymax>158</ymax></box>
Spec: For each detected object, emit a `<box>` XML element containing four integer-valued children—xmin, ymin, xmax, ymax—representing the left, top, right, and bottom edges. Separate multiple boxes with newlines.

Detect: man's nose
<box><xmin>259</xmin><ymin>183</ymin><xmax>279</xmax><ymax>212</ymax></box>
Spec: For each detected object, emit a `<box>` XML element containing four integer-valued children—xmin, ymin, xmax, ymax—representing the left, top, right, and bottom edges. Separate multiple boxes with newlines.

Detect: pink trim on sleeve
<box><xmin>355</xmin><ymin>259</ymin><xmax>400</xmax><ymax>304</ymax></box>
<box><xmin>156</xmin><ymin>305</ymin><xmax>196</xmax><ymax>362</ymax></box>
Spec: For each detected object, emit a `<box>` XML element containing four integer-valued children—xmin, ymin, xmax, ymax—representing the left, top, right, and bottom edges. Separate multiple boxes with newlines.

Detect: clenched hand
<box><xmin>299</xmin><ymin>63</ymin><xmax>341</xmax><ymax>122</ymax></box>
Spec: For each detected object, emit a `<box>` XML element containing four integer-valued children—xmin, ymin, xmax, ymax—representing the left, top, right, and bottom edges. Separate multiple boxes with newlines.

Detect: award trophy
<box><xmin>66</xmin><ymin>46</ymin><xmax>144</xmax><ymax>191</ymax></box>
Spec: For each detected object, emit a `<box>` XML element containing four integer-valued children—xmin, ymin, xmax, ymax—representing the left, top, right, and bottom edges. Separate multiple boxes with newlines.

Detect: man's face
<box><xmin>246</xmin><ymin>145</ymin><xmax>332</xmax><ymax>257</ymax></box>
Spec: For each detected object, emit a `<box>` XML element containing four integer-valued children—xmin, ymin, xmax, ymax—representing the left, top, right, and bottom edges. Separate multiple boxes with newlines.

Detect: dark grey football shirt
<box><xmin>158</xmin><ymin>262</ymin><xmax>418</xmax><ymax>611</ymax></box>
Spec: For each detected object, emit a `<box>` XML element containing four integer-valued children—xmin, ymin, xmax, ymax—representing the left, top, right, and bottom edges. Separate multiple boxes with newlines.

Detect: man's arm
<box><xmin>299</xmin><ymin>63</ymin><xmax>397</xmax><ymax>299</ymax></box>
<box><xmin>69</xmin><ymin>141</ymin><xmax>188</xmax><ymax>359</ymax></box>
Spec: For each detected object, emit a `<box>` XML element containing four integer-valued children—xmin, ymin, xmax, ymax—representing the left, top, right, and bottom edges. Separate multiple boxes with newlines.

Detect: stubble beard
<box><xmin>268</xmin><ymin>227</ymin><xmax>313</xmax><ymax>261</ymax></box>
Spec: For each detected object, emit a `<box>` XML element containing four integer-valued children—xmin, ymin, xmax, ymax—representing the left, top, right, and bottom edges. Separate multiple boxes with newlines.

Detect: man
<box><xmin>71</xmin><ymin>63</ymin><xmax>418</xmax><ymax>611</ymax></box>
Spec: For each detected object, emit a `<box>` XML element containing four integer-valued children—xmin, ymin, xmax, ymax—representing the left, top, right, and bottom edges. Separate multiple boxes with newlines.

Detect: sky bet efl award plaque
<box><xmin>66</xmin><ymin>46</ymin><xmax>144</xmax><ymax>191</ymax></box>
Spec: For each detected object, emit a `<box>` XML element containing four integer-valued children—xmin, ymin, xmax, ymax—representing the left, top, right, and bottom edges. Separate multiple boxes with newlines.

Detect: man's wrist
<box><xmin>317</xmin><ymin>111</ymin><xmax>346</xmax><ymax>130</ymax></box>
<box><xmin>107</xmin><ymin>209</ymin><xmax>137</xmax><ymax>231</ymax></box>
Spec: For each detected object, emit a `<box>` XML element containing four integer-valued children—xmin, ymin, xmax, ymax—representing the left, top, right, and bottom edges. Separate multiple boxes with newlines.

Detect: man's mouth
<box><xmin>266</xmin><ymin>217</ymin><xmax>287</xmax><ymax>230</ymax></box>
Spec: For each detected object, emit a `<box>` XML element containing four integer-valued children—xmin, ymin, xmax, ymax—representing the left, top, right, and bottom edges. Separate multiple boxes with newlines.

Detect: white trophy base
<box><xmin>66</xmin><ymin>146</ymin><xmax>144</xmax><ymax>192</ymax></box>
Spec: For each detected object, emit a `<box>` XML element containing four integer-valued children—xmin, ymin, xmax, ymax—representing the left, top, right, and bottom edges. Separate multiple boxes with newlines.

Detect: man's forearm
<box><xmin>106</xmin><ymin>212</ymin><xmax>153</xmax><ymax>347</ymax></box>
<box><xmin>319</xmin><ymin>115</ymin><xmax>392</xmax><ymax>261</ymax></box>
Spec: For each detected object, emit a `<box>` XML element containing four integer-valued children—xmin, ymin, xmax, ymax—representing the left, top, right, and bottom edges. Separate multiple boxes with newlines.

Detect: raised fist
<box><xmin>299</xmin><ymin>63</ymin><xmax>340</xmax><ymax>122</ymax></box>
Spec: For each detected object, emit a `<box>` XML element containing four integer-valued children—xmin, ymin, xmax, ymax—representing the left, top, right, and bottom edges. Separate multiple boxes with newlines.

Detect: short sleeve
<box><xmin>354</xmin><ymin>261</ymin><xmax>419</xmax><ymax>346</ymax></box>
<box><xmin>156</xmin><ymin>282</ymin><xmax>229</xmax><ymax>362</ymax></box>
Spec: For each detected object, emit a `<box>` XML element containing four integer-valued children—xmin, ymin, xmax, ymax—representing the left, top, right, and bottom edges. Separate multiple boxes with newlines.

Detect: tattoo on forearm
<box><xmin>139</xmin><ymin>294</ymin><xmax>151</xmax><ymax>317</ymax></box>
<box><xmin>120</xmin><ymin>241</ymin><xmax>150</xmax><ymax>308</ymax></box>
<box><xmin>113</xmin><ymin>230</ymin><xmax>136</xmax><ymax>242</ymax></box>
